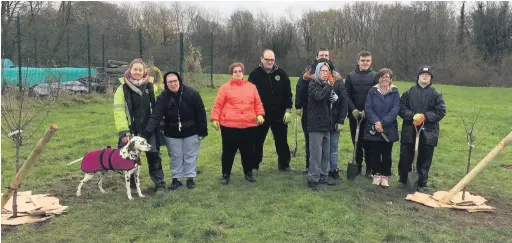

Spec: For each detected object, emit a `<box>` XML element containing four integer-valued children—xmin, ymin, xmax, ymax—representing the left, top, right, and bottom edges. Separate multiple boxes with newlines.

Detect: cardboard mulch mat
<box><xmin>406</xmin><ymin>191</ymin><xmax>495</xmax><ymax>212</ymax></box>
<box><xmin>1</xmin><ymin>191</ymin><xmax>68</xmax><ymax>225</ymax></box>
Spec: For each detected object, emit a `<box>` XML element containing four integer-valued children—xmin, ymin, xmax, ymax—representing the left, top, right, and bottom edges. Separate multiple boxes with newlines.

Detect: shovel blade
<box><xmin>346</xmin><ymin>162</ymin><xmax>359</xmax><ymax>181</ymax></box>
<box><xmin>407</xmin><ymin>171</ymin><xmax>419</xmax><ymax>193</ymax></box>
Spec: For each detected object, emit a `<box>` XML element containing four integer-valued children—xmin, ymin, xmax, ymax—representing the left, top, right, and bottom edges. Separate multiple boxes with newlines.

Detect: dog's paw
<box><xmin>128</xmin><ymin>196</ymin><xmax>134</xmax><ymax>200</ymax></box>
<box><xmin>76</xmin><ymin>193</ymin><xmax>81</xmax><ymax>197</ymax></box>
<box><xmin>139</xmin><ymin>194</ymin><xmax>146</xmax><ymax>198</ymax></box>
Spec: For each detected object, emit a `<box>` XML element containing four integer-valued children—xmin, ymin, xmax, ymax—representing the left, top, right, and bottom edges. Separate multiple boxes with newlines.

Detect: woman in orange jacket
<box><xmin>211</xmin><ymin>62</ymin><xmax>265</xmax><ymax>185</ymax></box>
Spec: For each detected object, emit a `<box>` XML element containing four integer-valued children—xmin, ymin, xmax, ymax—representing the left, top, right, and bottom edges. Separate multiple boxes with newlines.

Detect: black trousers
<box><xmin>221</xmin><ymin>126</ymin><xmax>255</xmax><ymax>176</ymax></box>
<box><xmin>398</xmin><ymin>143</ymin><xmax>435</xmax><ymax>187</ymax></box>
<box><xmin>254</xmin><ymin>118</ymin><xmax>291</xmax><ymax>169</ymax></box>
<box><xmin>118</xmin><ymin>136</ymin><xmax>165</xmax><ymax>188</ymax></box>
<box><xmin>348</xmin><ymin>117</ymin><xmax>370</xmax><ymax>171</ymax></box>
<box><xmin>365</xmin><ymin>141</ymin><xmax>393</xmax><ymax>176</ymax></box>
<box><xmin>301</xmin><ymin>110</ymin><xmax>310</xmax><ymax>169</ymax></box>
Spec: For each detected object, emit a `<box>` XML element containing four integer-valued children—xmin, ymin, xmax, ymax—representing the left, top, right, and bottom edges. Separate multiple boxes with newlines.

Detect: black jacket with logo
<box><xmin>248</xmin><ymin>65</ymin><xmax>292</xmax><ymax>121</ymax></box>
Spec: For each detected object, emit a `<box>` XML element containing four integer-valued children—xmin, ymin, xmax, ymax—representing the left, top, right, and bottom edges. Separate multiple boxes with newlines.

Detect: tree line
<box><xmin>1</xmin><ymin>1</ymin><xmax>511</xmax><ymax>86</ymax></box>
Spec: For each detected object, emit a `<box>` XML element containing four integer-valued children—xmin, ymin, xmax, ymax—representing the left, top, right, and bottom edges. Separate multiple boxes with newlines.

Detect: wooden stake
<box><xmin>439</xmin><ymin>131</ymin><xmax>512</xmax><ymax>204</ymax></box>
<box><xmin>1</xmin><ymin>124</ymin><xmax>58</xmax><ymax>209</ymax></box>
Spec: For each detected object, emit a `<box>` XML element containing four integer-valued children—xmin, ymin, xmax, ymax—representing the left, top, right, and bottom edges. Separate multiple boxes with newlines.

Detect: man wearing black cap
<box><xmin>398</xmin><ymin>66</ymin><xmax>447</xmax><ymax>192</ymax></box>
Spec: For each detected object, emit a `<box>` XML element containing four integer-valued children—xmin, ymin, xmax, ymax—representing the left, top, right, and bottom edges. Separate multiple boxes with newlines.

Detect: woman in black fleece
<box><xmin>143</xmin><ymin>71</ymin><xmax>208</xmax><ymax>191</ymax></box>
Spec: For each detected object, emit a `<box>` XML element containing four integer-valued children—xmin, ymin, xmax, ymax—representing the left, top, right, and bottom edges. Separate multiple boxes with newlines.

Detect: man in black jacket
<box><xmin>143</xmin><ymin>71</ymin><xmax>208</xmax><ymax>191</ymax></box>
<box><xmin>398</xmin><ymin>66</ymin><xmax>446</xmax><ymax>192</ymax></box>
<box><xmin>295</xmin><ymin>48</ymin><xmax>339</xmax><ymax>174</ymax></box>
<box><xmin>345</xmin><ymin>51</ymin><xmax>377</xmax><ymax>177</ymax></box>
<box><xmin>248</xmin><ymin>49</ymin><xmax>293</xmax><ymax>171</ymax></box>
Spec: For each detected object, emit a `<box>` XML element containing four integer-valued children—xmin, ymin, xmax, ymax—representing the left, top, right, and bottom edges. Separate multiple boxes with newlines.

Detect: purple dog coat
<box><xmin>81</xmin><ymin>148</ymin><xmax>135</xmax><ymax>173</ymax></box>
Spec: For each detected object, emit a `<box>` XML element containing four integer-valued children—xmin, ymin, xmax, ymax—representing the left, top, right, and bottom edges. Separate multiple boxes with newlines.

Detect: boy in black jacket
<box><xmin>398</xmin><ymin>66</ymin><xmax>446</xmax><ymax>192</ymax></box>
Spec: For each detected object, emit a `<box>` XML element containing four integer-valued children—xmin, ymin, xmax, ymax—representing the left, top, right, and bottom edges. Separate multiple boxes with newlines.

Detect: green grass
<box><xmin>2</xmin><ymin>76</ymin><xmax>512</xmax><ymax>243</ymax></box>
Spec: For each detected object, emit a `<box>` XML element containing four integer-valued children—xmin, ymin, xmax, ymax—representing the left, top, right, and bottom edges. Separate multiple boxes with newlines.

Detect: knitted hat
<box><xmin>416</xmin><ymin>66</ymin><xmax>433</xmax><ymax>79</ymax></box>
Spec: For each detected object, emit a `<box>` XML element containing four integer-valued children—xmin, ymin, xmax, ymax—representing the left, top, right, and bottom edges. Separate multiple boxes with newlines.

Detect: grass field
<box><xmin>2</xmin><ymin>75</ymin><xmax>512</xmax><ymax>242</ymax></box>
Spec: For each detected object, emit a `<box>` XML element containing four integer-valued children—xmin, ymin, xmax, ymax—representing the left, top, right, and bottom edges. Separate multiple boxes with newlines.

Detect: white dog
<box><xmin>69</xmin><ymin>136</ymin><xmax>151</xmax><ymax>200</ymax></box>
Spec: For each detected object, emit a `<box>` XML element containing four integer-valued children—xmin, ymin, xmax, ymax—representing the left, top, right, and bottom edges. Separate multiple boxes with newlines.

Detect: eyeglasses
<box><xmin>263</xmin><ymin>58</ymin><xmax>275</xmax><ymax>62</ymax></box>
<box><xmin>319</xmin><ymin>70</ymin><xmax>330</xmax><ymax>73</ymax></box>
<box><xmin>380</xmin><ymin>76</ymin><xmax>391</xmax><ymax>80</ymax></box>
<box><xmin>233</xmin><ymin>70</ymin><xmax>243</xmax><ymax>73</ymax></box>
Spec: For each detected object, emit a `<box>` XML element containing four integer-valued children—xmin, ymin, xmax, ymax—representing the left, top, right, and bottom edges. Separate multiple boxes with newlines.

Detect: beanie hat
<box><xmin>416</xmin><ymin>66</ymin><xmax>434</xmax><ymax>80</ymax></box>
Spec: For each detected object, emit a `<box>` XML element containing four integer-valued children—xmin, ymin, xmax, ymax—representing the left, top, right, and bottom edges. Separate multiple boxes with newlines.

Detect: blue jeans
<box><xmin>330</xmin><ymin>131</ymin><xmax>340</xmax><ymax>171</ymax></box>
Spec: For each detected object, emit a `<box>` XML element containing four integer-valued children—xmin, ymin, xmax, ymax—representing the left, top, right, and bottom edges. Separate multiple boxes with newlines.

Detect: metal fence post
<box><xmin>33</xmin><ymin>33</ymin><xmax>37</xmax><ymax>67</ymax></box>
<box><xmin>87</xmin><ymin>24</ymin><xmax>92</xmax><ymax>91</ymax></box>
<box><xmin>16</xmin><ymin>15</ymin><xmax>22</xmax><ymax>90</ymax></box>
<box><xmin>179</xmin><ymin>32</ymin><xmax>184</xmax><ymax>76</ymax></box>
<box><xmin>67</xmin><ymin>32</ymin><xmax>70</xmax><ymax>66</ymax></box>
<box><xmin>210</xmin><ymin>32</ymin><xmax>214</xmax><ymax>88</ymax></box>
<box><xmin>139</xmin><ymin>29</ymin><xmax>143</xmax><ymax>58</ymax></box>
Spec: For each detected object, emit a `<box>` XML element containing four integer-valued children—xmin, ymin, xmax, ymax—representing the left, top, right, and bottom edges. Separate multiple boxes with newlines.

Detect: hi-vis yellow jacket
<box><xmin>113</xmin><ymin>76</ymin><xmax>159</xmax><ymax>135</ymax></box>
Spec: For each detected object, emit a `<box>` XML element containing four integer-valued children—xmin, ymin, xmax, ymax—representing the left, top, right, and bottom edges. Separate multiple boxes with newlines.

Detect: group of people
<box><xmin>112</xmin><ymin>48</ymin><xmax>446</xmax><ymax>193</ymax></box>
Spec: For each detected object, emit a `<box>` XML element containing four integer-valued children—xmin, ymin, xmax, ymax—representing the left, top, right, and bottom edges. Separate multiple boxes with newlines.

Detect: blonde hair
<box><xmin>129</xmin><ymin>58</ymin><xmax>147</xmax><ymax>73</ymax></box>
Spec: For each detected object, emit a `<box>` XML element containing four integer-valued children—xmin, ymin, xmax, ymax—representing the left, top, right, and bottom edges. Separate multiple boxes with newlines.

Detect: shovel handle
<box><xmin>411</xmin><ymin>124</ymin><xmax>424</xmax><ymax>171</ymax></box>
<box><xmin>352</xmin><ymin>117</ymin><xmax>363</xmax><ymax>162</ymax></box>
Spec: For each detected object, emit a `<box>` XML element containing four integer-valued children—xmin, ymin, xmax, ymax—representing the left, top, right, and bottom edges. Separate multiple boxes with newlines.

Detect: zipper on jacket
<box><xmin>268</xmin><ymin>75</ymin><xmax>274</xmax><ymax>95</ymax></box>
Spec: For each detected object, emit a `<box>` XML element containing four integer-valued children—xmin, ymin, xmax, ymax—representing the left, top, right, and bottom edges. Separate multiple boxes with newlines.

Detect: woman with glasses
<box><xmin>363</xmin><ymin>68</ymin><xmax>400</xmax><ymax>187</ymax></box>
<box><xmin>210</xmin><ymin>62</ymin><xmax>265</xmax><ymax>185</ymax></box>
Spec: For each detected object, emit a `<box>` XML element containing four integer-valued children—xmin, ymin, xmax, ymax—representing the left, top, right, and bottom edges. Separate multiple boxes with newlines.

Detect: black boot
<box><xmin>365</xmin><ymin>165</ymin><xmax>372</xmax><ymax>179</ymax></box>
<box><xmin>245</xmin><ymin>172</ymin><xmax>256</xmax><ymax>183</ymax></box>
<box><xmin>186</xmin><ymin>178</ymin><xmax>196</xmax><ymax>189</ymax></box>
<box><xmin>327</xmin><ymin>170</ymin><xmax>339</xmax><ymax>185</ymax></box>
<box><xmin>146</xmin><ymin>152</ymin><xmax>166</xmax><ymax>187</ymax></box>
<box><xmin>308</xmin><ymin>181</ymin><xmax>319</xmax><ymax>190</ymax></box>
<box><xmin>168</xmin><ymin>178</ymin><xmax>182</xmax><ymax>191</ymax></box>
<box><xmin>220</xmin><ymin>174</ymin><xmax>230</xmax><ymax>185</ymax></box>
<box><xmin>356</xmin><ymin>164</ymin><xmax>363</xmax><ymax>175</ymax></box>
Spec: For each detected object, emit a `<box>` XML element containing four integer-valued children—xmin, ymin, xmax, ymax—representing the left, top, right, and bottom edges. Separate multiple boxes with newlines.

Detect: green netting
<box><xmin>1</xmin><ymin>60</ymin><xmax>97</xmax><ymax>87</ymax></box>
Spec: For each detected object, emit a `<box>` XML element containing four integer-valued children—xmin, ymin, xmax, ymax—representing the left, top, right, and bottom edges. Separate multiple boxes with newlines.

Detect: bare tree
<box><xmin>1</xmin><ymin>72</ymin><xmax>55</xmax><ymax>217</ymax></box>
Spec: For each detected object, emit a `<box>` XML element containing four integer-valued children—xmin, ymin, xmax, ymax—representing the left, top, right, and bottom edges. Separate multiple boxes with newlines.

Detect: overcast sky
<box><xmin>115</xmin><ymin>1</ymin><xmax>419</xmax><ymax>21</ymax></box>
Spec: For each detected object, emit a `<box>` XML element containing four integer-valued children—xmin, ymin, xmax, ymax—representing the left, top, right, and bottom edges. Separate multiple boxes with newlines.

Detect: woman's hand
<box><xmin>375</xmin><ymin>121</ymin><xmax>383</xmax><ymax>133</ymax></box>
<box><xmin>212</xmin><ymin>120</ymin><xmax>220</xmax><ymax>131</ymax></box>
<box><xmin>257</xmin><ymin>115</ymin><xmax>265</xmax><ymax>125</ymax></box>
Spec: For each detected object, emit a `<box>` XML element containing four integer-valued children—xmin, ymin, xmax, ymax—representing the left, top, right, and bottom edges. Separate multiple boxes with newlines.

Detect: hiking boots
<box><xmin>245</xmin><ymin>173</ymin><xmax>256</xmax><ymax>183</ymax></box>
<box><xmin>168</xmin><ymin>179</ymin><xmax>182</xmax><ymax>191</ymax></box>
<box><xmin>365</xmin><ymin>167</ymin><xmax>373</xmax><ymax>179</ymax></box>
<box><xmin>154</xmin><ymin>184</ymin><xmax>166</xmax><ymax>195</ymax></box>
<box><xmin>308</xmin><ymin>181</ymin><xmax>319</xmax><ymax>190</ymax></box>
<box><xmin>186</xmin><ymin>178</ymin><xmax>196</xmax><ymax>189</ymax></box>
<box><xmin>327</xmin><ymin>169</ymin><xmax>340</xmax><ymax>185</ymax></box>
<box><xmin>220</xmin><ymin>174</ymin><xmax>230</xmax><ymax>185</ymax></box>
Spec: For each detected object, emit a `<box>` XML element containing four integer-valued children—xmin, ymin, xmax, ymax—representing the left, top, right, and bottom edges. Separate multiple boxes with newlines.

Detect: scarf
<box><xmin>124</xmin><ymin>70</ymin><xmax>150</xmax><ymax>95</ymax></box>
<box><xmin>124</xmin><ymin>70</ymin><xmax>149</xmax><ymax>87</ymax></box>
<box><xmin>376</xmin><ymin>83</ymin><xmax>394</xmax><ymax>96</ymax></box>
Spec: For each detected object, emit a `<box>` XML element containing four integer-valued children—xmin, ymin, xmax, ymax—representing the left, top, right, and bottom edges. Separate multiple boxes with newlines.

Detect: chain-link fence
<box><xmin>1</xmin><ymin>16</ymin><xmax>221</xmax><ymax>96</ymax></box>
